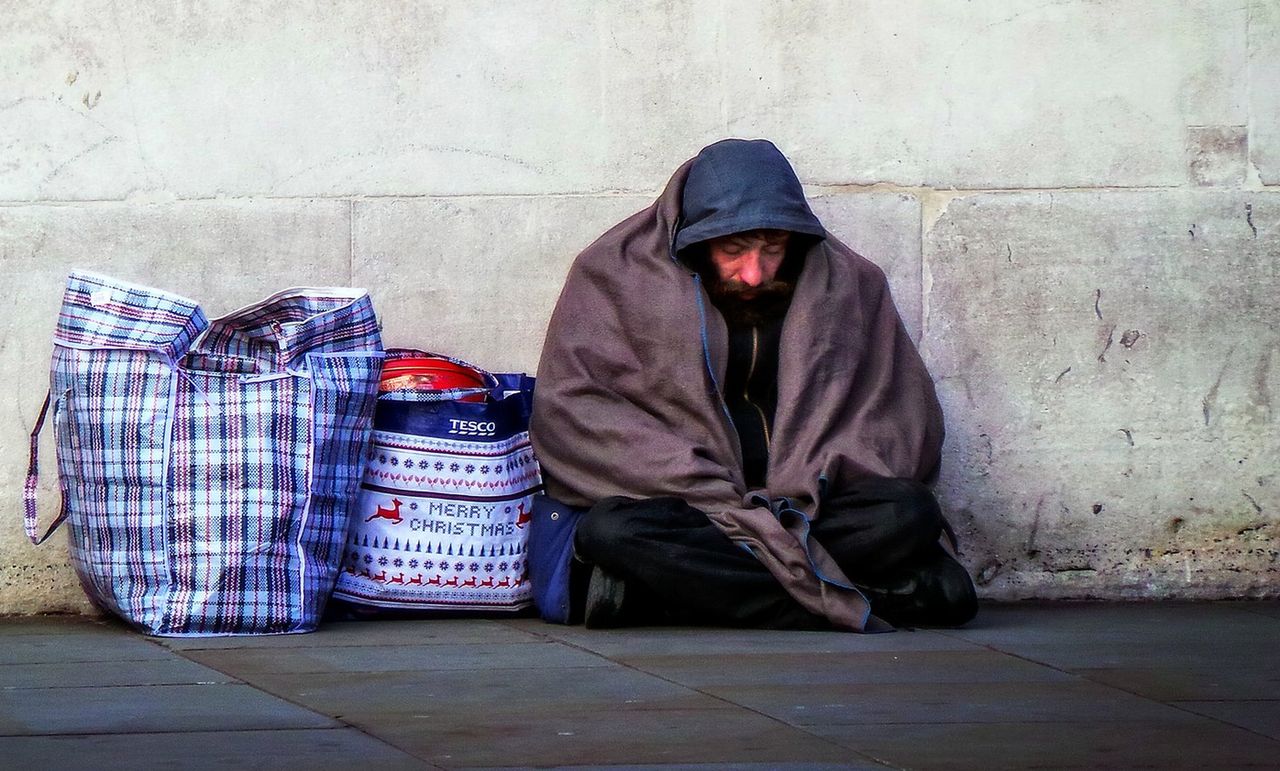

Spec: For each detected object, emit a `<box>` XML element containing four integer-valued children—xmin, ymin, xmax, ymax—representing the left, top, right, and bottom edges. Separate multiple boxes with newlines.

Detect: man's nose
<box><xmin>738</xmin><ymin>252</ymin><xmax>764</xmax><ymax>286</ymax></box>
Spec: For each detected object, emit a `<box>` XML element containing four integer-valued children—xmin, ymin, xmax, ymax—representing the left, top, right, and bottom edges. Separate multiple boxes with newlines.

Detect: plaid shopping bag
<box><xmin>24</xmin><ymin>271</ymin><xmax>384</xmax><ymax>636</ymax></box>
<box><xmin>332</xmin><ymin>350</ymin><xmax>541</xmax><ymax>613</ymax></box>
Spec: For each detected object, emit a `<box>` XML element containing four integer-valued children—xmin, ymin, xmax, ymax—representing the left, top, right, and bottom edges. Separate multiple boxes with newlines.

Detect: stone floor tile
<box><xmin>977</xmin><ymin>640</ymin><xmax>1280</xmax><ymax>672</ymax></box>
<box><xmin>1</xmin><ymin>658</ymin><xmax>233</xmax><ymax>689</ymax></box>
<box><xmin>358</xmin><ymin>706</ymin><xmax>863</xmax><ymax>768</ymax></box>
<box><xmin>706</xmin><ymin>679</ymin><xmax>1201</xmax><ymax>727</ymax></box>
<box><xmin>471</xmin><ymin>758</ymin><xmax>880</xmax><ymax>763</ymax></box>
<box><xmin>0</xmin><ymin>728</ymin><xmax>437</xmax><ymax>770</ymax></box>
<box><xmin>617</xmin><ymin>650</ymin><xmax>1074</xmax><ymax>688</ymax></box>
<box><xmin>0</xmin><ymin>632</ymin><xmax>171</xmax><ymax>665</ymax></box>
<box><xmin>242</xmin><ymin>665</ymin><xmax>724</xmax><ymax>717</ymax></box>
<box><xmin>0</xmin><ymin>616</ymin><xmax>114</xmax><ymax>636</ymax></box>
<box><xmin>1075</xmin><ymin>666</ymin><xmax>1280</xmax><ymax>702</ymax></box>
<box><xmin>178</xmin><ymin>641</ymin><xmax>610</xmax><ymax>677</ymax></box>
<box><xmin>159</xmin><ymin>618</ymin><xmax>543</xmax><ymax>650</ymax></box>
<box><xmin>1174</xmin><ymin>700</ymin><xmax>1280</xmax><ymax>740</ymax></box>
<box><xmin>518</xmin><ymin>620</ymin><xmax>982</xmax><ymax>658</ymax></box>
<box><xmin>1240</xmin><ymin>602</ymin><xmax>1280</xmax><ymax>620</ymax></box>
<box><xmin>810</xmin><ymin>720</ymin><xmax>1280</xmax><ymax>769</ymax></box>
<box><xmin>945</xmin><ymin>602</ymin><xmax>1280</xmax><ymax>647</ymax></box>
<box><xmin>0</xmin><ymin>683</ymin><xmax>337</xmax><ymax>735</ymax></box>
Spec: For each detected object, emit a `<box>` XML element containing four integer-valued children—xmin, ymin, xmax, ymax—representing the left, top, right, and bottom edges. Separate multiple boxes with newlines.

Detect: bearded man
<box><xmin>530</xmin><ymin>139</ymin><xmax>977</xmax><ymax>631</ymax></box>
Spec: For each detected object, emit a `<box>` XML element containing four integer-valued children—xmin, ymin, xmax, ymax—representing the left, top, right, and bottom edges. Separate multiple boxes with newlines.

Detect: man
<box><xmin>530</xmin><ymin>139</ymin><xmax>976</xmax><ymax>631</ymax></box>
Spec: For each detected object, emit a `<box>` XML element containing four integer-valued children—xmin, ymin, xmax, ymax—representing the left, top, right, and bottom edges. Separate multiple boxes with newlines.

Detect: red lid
<box><xmin>380</xmin><ymin>355</ymin><xmax>488</xmax><ymax>401</ymax></box>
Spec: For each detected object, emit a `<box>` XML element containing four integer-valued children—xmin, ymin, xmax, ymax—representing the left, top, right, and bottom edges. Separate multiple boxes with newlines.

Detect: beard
<box><xmin>706</xmin><ymin>278</ymin><xmax>796</xmax><ymax>327</ymax></box>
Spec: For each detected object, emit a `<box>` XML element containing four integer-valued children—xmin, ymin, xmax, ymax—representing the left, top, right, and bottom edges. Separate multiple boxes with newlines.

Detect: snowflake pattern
<box><xmin>450</xmin><ymin>463</ymin><xmax>460</xmax><ymax>472</ymax></box>
<box><xmin>435</xmin><ymin>461</ymin><xmax>445</xmax><ymax>470</ymax></box>
<box><xmin>484</xmin><ymin>562</ymin><xmax>494</xmax><ymax>572</ymax></box>
<box><xmin>363</xmin><ymin>554</ymin><xmax>374</xmax><ymax>564</ymax></box>
<box><xmin>378</xmin><ymin>556</ymin><xmax>388</xmax><ymax>566</ymax></box>
<box><xmin>469</xmin><ymin>562</ymin><xmax>480</xmax><ymax>572</ymax></box>
<box><xmin>480</xmin><ymin>465</ymin><xmax>490</xmax><ymax>474</ymax></box>
<box><xmin>378</xmin><ymin>454</ymin><xmax>387</xmax><ymax>464</ymax></box>
<box><xmin>408</xmin><ymin>559</ymin><xmax>419</xmax><ymax>569</ymax></box>
<box><xmin>409</xmin><ymin>502</ymin><xmax>419</xmax><ymax>510</ymax></box>
<box><xmin>464</xmin><ymin>464</ymin><xmax>475</xmax><ymax>474</ymax></box>
<box><xmin>418</xmin><ymin>459</ymin><xmax>430</xmax><ymax>469</ymax></box>
<box><xmin>498</xmin><ymin>562</ymin><xmax>509</xmax><ymax>571</ymax></box>
<box><xmin>423</xmin><ymin>560</ymin><xmax>434</xmax><ymax>570</ymax></box>
<box><xmin>393</xmin><ymin>558</ymin><xmax>403</xmax><ymax>568</ymax></box>
<box><xmin>390</xmin><ymin>456</ymin><xmax>399</xmax><ymax>466</ymax></box>
<box><xmin>453</xmin><ymin>561</ymin><xmax>465</xmax><ymax>571</ymax></box>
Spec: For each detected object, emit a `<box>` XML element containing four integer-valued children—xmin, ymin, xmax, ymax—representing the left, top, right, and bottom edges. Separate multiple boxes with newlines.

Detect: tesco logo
<box><xmin>448</xmin><ymin>419</ymin><xmax>497</xmax><ymax>437</ymax></box>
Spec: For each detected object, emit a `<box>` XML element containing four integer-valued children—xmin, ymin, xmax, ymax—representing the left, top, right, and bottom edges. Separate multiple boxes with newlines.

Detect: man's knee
<box><xmin>868</xmin><ymin>478</ymin><xmax>943</xmax><ymax>547</ymax></box>
<box><xmin>574</xmin><ymin>496</ymin><xmax>691</xmax><ymax>561</ymax></box>
<box><xmin>574</xmin><ymin>497</ymin><xmax>635</xmax><ymax>559</ymax></box>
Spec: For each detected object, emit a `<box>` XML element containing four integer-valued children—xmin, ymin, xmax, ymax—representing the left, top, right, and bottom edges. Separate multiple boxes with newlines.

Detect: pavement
<box><xmin>1</xmin><ymin>602</ymin><xmax>1278</xmax><ymax>770</ymax></box>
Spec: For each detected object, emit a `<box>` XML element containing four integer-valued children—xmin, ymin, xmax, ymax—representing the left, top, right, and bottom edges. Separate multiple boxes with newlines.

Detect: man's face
<box><xmin>705</xmin><ymin>229</ymin><xmax>791</xmax><ymax>292</ymax></box>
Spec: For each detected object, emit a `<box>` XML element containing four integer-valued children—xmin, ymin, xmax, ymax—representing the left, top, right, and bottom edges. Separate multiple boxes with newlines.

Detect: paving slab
<box><xmin>470</xmin><ymin>766</ymin><xmax>878</xmax><ymax>771</ymax></box>
<box><xmin>706</xmin><ymin>679</ymin><xmax>1201</xmax><ymax>728</ymax></box>
<box><xmin>1241</xmin><ymin>602</ymin><xmax>1280</xmax><ymax>620</ymax></box>
<box><xmin>977</xmin><ymin>641</ymin><xmax>1280</xmax><ymax>672</ymax></box>
<box><xmin>1074</xmin><ymin>665</ymin><xmax>1280</xmax><ymax>702</ymax></box>
<box><xmin>159</xmin><ymin>618</ymin><xmax>544</xmax><ymax>650</ymax></box>
<box><xmin>520</xmin><ymin>620</ymin><xmax>983</xmax><ymax>658</ymax></box>
<box><xmin>3</xmin><ymin>603</ymin><xmax>1278</xmax><ymax>768</ymax></box>
<box><xmin>811</xmin><ymin>719</ymin><xmax>1280</xmax><ymax>770</ymax></box>
<box><xmin>0</xmin><ymin>728</ymin><xmax>436</xmax><ymax>771</ymax></box>
<box><xmin>942</xmin><ymin>601</ymin><xmax>1280</xmax><ymax>644</ymax></box>
<box><xmin>0</xmin><ymin>631</ymin><xmax>172</xmax><ymax>665</ymax></box>
<box><xmin>0</xmin><ymin>682</ymin><xmax>337</xmax><ymax>735</ymax></box>
<box><xmin>242</xmin><ymin>665</ymin><xmax>724</xmax><ymax>717</ymax></box>
<box><xmin>356</xmin><ymin>705</ymin><xmax>863</xmax><ymax>768</ymax></box>
<box><xmin>0</xmin><ymin>615</ymin><xmax>112</xmax><ymax>636</ymax></box>
<box><xmin>181</xmin><ymin>640</ymin><xmax>611</xmax><ymax>677</ymax></box>
<box><xmin>616</xmin><ymin>649</ymin><xmax>1075</xmax><ymax>689</ymax></box>
<box><xmin>1</xmin><ymin>658</ymin><xmax>232</xmax><ymax>689</ymax></box>
<box><xmin>1175</xmin><ymin>700</ymin><xmax>1280</xmax><ymax>741</ymax></box>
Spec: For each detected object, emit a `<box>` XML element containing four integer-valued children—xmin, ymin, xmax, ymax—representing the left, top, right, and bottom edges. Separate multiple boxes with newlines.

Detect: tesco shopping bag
<box><xmin>333</xmin><ymin>350</ymin><xmax>542</xmax><ymax>612</ymax></box>
<box><xmin>23</xmin><ymin>271</ymin><xmax>384</xmax><ymax>636</ymax></box>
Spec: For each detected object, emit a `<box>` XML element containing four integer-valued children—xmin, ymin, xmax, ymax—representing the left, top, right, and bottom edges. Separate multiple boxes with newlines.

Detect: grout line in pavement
<box><xmin>494</xmin><ymin>620</ymin><xmax>905</xmax><ymax>769</ymax></box>
<box><xmin>931</xmin><ymin>629</ymin><xmax>1280</xmax><ymax>746</ymax></box>
<box><xmin>157</xmin><ymin>646</ymin><xmax>442</xmax><ymax>765</ymax></box>
<box><xmin>0</xmin><ymin>725</ymin><xmax>342</xmax><ymax>739</ymax></box>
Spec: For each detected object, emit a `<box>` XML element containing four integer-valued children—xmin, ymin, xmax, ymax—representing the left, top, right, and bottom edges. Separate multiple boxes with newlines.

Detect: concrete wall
<box><xmin>3</xmin><ymin>0</ymin><xmax>1276</xmax><ymax>613</ymax></box>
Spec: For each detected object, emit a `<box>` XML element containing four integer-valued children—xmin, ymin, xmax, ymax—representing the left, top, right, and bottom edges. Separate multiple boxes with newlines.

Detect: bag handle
<box><xmin>24</xmin><ymin>390</ymin><xmax>69</xmax><ymax>545</ymax></box>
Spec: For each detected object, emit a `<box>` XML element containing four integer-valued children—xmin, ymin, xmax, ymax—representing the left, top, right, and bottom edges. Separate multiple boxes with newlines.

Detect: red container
<box><xmin>380</xmin><ymin>355</ymin><xmax>489</xmax><ymax>402</ymax></box>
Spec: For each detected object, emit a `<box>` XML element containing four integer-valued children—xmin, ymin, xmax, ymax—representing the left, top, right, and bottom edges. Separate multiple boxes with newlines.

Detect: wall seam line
<box><xmin>6</xmin><ymin>184</ymin><xmax>1280</xmax><ymax>207</ymax></box>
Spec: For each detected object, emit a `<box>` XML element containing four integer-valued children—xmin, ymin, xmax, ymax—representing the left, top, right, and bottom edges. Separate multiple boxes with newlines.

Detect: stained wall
<box><xmin>2</xmin><ymin>1</ymin><xmax>1276</xmax><ymax>612</ymax></box>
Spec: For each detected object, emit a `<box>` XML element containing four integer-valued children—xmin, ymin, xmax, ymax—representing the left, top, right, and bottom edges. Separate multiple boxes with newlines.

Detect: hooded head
<box><xmin>673</xmin><ymin>138</ymin><xmax>825</xmax><ymax>255</ymax></box>
<box><xmin>675</xmin><ymin>139</ymin><xmax>825</xmax><ymax>325</ymax></box>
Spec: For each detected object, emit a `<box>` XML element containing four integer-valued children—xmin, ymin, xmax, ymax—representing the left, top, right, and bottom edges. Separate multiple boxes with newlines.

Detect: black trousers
<box><xmin>574</xmin><ymin>478</ymin><xmax>973</xmax><ymax>629</ymax></box>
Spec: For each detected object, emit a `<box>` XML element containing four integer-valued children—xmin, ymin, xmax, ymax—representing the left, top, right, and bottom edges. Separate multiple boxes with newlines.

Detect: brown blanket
<box><xmin>530</xmin><ymin>157</ymin><xmax>944</xmax><ymax>631</ymax></box>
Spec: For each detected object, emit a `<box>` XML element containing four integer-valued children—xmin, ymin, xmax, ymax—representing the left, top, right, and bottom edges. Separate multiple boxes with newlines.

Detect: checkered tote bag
<box><xmin>24</xmin><ymin>271</ymin><xmax>384</xmax><ymax>636</ymax></box>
